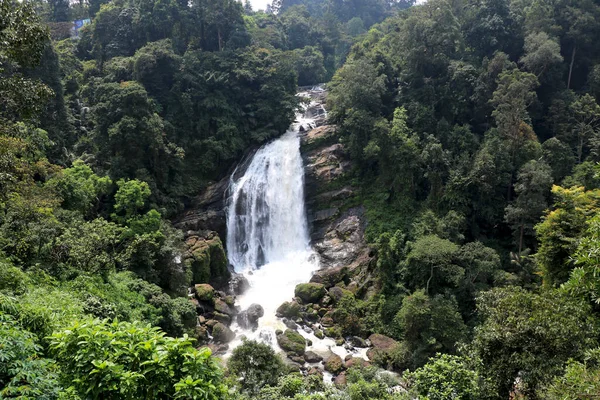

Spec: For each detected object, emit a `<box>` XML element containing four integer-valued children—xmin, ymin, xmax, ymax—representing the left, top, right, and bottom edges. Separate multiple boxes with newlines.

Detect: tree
<box><xmin>403</xmin><ymin>235</ymin><xmax>462</xmax><ymax>294</ymax></box>
<box><xmin>392</xmin><ymin>290</ymin><xmax>467</xmax><ymax>369</ymax></box>
<box><xmin>490</xmin><ymin>69</ymin><xmax>539</xmax><ymax>199</ymax></box>
<box><xmin>504</xmin><ymin>160</ymin><xmax>553</xmax><ymax>255</ymax></box>
<box><xmin>408</xmin><ymin>354</ymin><xmax>480</xmax><ymax>400</ymax></box>
<box><xmin>49</xmin><ymin>318</ymin><xmax>227</xmax><ymax>399</ymax></box>
<box><xmin>227</xmin><ymin>340</ymin><xmax>286</xmax><ymax>394</ymax></box>
<box><xmin>542</xmin><ymin>348</ymin><xmax>600</xmax><ymax>400</ymax></box>
<box><xmin>564</xmin><ymin>212</ymin><xmax>600</xmax><ymax>304</ymax></box>
<box><xmin>0</xmin><ymin>0</ymin><xmax>52</xmax><ymax>123</ymax></box>
<box><xmin>536</xmin><ymin>185</ymin><xmax>600</xmax><ymax>286</ymax></box>
<box><xmin>519</xmin><ymin>32</ymin><xmax>563</xmax><ymax>78</ymax></box>
<box><xmin>569</xmin><ymin>93</ymin><xmax>600</xmax><ymax>163</ymax></box>
<box><xmin>291</xmin><ymin>46</ymin><xmax>326</xmax><ymax>86</ymax></box>
<box><xmin>0</xmin><ymin>313</ymin><xmax>64</xmax><ymax>399</ymax></box>
<box><xmin>542</xmin><ymin>138</ymin><xmax>575</xmax><ymax>182</ymax></box>
<box><xmin>47</xmin><ymin>160</ymin><xmax>112</xmax><ymax>216</ymax></box>
<box><xmin>471</xmin><ymin>287</ymin><xmax>598</xmax><ymax>399</ymax></box>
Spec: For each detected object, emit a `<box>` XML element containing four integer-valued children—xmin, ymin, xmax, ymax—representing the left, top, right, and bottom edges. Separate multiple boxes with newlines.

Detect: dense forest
<box><xmin>2</xmin><ymin>0</ymin><xmax>600</xmax><ymax>397</ymax></box>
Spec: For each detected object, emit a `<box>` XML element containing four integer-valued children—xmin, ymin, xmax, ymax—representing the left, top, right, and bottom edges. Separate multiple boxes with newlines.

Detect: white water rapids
<box><xmin>224</xmin><ymin>90</ymin><xmax>369</xmax><ymax>369</ymax></box>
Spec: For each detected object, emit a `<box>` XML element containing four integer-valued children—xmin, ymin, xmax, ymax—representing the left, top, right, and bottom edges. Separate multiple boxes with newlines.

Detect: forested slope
<box><xmin>2</xmin><ymin>0</ymin><xmax>600</xmax><ymax>398</ymax></box>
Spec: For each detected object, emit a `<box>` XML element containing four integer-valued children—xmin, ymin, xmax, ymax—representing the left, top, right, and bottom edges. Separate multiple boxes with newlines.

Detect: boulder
<box><xmin>212</xmin><ymin>322</ymin><xmax>235</xmax><ymax>343</ymax></box>
<box><xmin>304</xmin><ymin>351</ymin><xmax>323</xmax><ymax>363</ymax></box>
<box><xmin>345</xmin><ymin>357</ymin><xmax>370</xmax><ymax>369</ymax></box>
<box><xmin>214</xmin><ymin>298</ymin><xmax>235</xmax><ymax>316</ymax></box>
<box><xmin>294</xmin><ymin>283</ymin><xmax>326</xmax><ymax>304</ymax></box>
<box><xmin>229</xmin><ymin>274</ymin><xmax>250</xmax><ymax>295</ymax></box>
<box><xmin>237</xmin><ymin>304</ymin><xmax>264</xmax><ymax>330</ymax></box>
<box><xmin>277</xmin><ymin>329</ymin><xmax>306</xmax><ymax>356</ymax></box>
<box><xmin>324</xmin><ymin>354</ymin><xmax>344</xmax><ymax>374</ymax></box>
<box><xmin>276</xmin><ymin>301</ymin><xmax>301</xmax><ymax>318</ymax></box>
<box><xmin>184</xmin><ymin>233</ymin><xmax>230</xmax><ymax>288</ymax></box>
<box><xmin>348</xmin><ymin>336</ymin><xmax>368</xmax><ymax>348</ymax></box>
<box><xmin>328</xmin><ymin>286</ymin><xmax>352</xmax><ymax>303</ymax></box>
<box><xmin>334</xmin><ymin>372</ymin><xmax>347</xmax><ymax>387</ymax></box>
<box><xmin>194</xmin><ymin>283</ymin><xmax>215</xmax><ymax>303</ymax></box>
<box><xmin>310</xmin><ymin>265</ymin><xmax>348</xmax><ymax>287</ymax></box>
<box><xmin>284</xmin><ymin>319</ymin><xmax>298</xmax><ymax>330</ymax></box>
<box><xmin>366</xmin><ymin>333</ymin><xmax>398</xmax><ymax>360</ymax></box>
<box><xmin>307</xmin><ymin>367</ymin><xmax>323</xmax><ymax>377</ymax></box>
<box><xmin>213</xmin><ymin>312</ymin><xmax>231</xmax><ymax>325</ymax></box>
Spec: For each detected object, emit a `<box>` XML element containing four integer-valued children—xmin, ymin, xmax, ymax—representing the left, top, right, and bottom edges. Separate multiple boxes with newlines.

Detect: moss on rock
<box><xmin>277</xmin><ymin>329</ymin><xmax>306</xmax><ymax>356</ymax></box>
<box><xmin>277</xmin><ymin>301</ymin><xmax>301</xmax><ymax>318</ymax></box>
<box><xmin>194</xmin><ymin>283</ymin><xmax>215</xmax><ymax>303</ymax></box>
<box><xmin>185</xmin><ymin>232</ymin><xmax>230</xmax><ymax>288</ymax></box>
<box><xmin>294</xmin><ymin>283</ymin><xmax>326</xmax><ymax>304</ymax></box>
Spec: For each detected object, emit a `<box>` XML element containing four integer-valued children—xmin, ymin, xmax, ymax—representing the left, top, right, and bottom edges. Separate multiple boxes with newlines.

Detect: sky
<box><xmin>248</xmin><ymin>0</ymin><xmax>271</xmax><ymax>11</ymax></box>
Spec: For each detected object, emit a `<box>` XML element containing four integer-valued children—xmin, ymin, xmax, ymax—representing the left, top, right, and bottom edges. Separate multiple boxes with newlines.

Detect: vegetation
<box><xmin>3</xmin><ymin>0</ymin><xmax>600</xmax><ymax>397</ymax></box>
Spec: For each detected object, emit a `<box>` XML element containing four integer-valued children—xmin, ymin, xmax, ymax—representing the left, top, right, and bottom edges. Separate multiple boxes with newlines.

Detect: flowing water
<box><xmin>225</xmin><ymin>90</ymin><xmax>368</xmax><ymax>366</ymax></box>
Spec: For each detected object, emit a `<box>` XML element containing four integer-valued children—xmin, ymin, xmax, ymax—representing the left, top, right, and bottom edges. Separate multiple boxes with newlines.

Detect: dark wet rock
<box><xmin>304</xmin><ymin>351</ymin><xmax>323</xmax><ymax>363</ymax></box>
<box><xmin>229</xmin><ymin>273</ymin><xmax>250</xmax><ymax>295</ymax></box>
<box><xmin>213</xmin><ymin>312</ymin><xmax>231</xmax><ymax>325</ymax></box>
<box><xmin>212</xmin><ymin>322</ymin><xmax>235</xmax><ymax>343</ymax></box>
<box><xmin>348</xmin><ymin>336</ymin><xmax>368</xmax><ymax>348</ymax></box>
<box><xmin>284</xmin><ymin>319</ymin><xmax>298</xmax><ymax>330</ymax></box>
<box><xmin>289</xmin><ymin>355</ymin><xmax>305</xmax><ymax>364</ymax></box>
<box><xmin>237</xmin><ymin>303</ymin><xmax>264</xmax><ymax>330</ymax></box>
<box><xmin>214</xmin><ymin>298</ymin><xmax>235</xmax><ymax>316</ymax></box>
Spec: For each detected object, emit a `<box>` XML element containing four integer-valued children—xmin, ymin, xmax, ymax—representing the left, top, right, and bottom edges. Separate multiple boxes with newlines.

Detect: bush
<box><xmin>228</xmin><ymin>340</ymin><xmax>286</xmax><ymax>394</ymax></box>
<box><xmin>49</xmin><ymin>318</ymin><xmax>226</xmax><ymax>399</ymax></box>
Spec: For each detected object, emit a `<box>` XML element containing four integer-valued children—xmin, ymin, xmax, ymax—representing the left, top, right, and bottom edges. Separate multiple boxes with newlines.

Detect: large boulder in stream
<box><xmin>294</xmin><ymin>283</ymin><xmax>326</xmax><ymax>304</ymax></box>
<box><xmin>237</xmin><ymin>304</ymin><xmax>264</xmax><ymax>330</ymax></box>
<box><xmin>324</xmin><ymin>354</ymin><xmax>345</xmax><ymax>374</ymax></box>
<box><xmin>276</xmin><ymin>301</ymin><xmax>301</xmax><ymax>318</ymax></box>
<box><xmin>276</xmin><ymin>329</ymin><xmax>306</xmax><ymax>356</ymax></box>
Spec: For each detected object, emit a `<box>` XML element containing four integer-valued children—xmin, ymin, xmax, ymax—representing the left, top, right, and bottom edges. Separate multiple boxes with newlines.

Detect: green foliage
<box><xmin>47</xmin><ymin>160</ymin><xmax>112</xmax><ymax>215</ymax></box>
<box><xmin>49</xmin><ymin>318</ymin><xmax>227</xmax><ymax>399</ymax></box>
<box><xmin>391</xmin><ymin>290</ymin><xmax>467</xmax><ymax>369</ymax></box>
<box><xmin>471</xmin><ymin>286</ymin><xmax>599</xmax><ymax>398</ymax></box>
<box><xmin>228</xmin><ymin>340</ymin><xmax>286</xmax><ymax>394</ymax></box>
<box><xmin>542</xmin><ymin>348</ymin><xmax>600</xmax><ymax>400</ymax></box>
<box><xmin>408</xmin><ymin>354</ymin><xmax>480</xmax><ymax>400</ymax></box>
<box><xmin>536</xmin><ymin>185</ymin><xmax>600</xmax><ymax>286</ymax></box>
<box><xmin>0</xmin><ymin>313</ymin><xmax>65</xmax><ymax>399</ymax></box>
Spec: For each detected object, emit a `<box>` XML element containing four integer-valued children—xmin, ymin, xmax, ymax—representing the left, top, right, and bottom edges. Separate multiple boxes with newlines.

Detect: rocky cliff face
<box><xmin>300</xmin><ymin>94</ymin><xmax>376</xmax><ymax>299</ymax></box>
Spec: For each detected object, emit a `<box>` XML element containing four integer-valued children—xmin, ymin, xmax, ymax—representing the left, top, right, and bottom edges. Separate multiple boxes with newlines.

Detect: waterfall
<box><xmin>225</xmin><ymin>96</ymin><xmax>320</xmax><ymax>348</ymax></box>
<box><xmin>226</xmin><ymin>131</ymin><xmax>311</xmax><ymax>270</ymax></box>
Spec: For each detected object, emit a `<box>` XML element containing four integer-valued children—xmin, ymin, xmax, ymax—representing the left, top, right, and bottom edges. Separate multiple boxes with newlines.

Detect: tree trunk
<box><xmin>568</xmin><ymin>45</ymin><xmax>577</xmax><ymax>90</ymax></box>
<box><xmin>518</xmin><ymin>221</ymin><xmax>524</xmax><ymax>255</ymax></box>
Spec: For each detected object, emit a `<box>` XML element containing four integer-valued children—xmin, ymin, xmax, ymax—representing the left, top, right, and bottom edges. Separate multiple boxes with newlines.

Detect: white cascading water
<box><xmin>225</xmin><ymin>96</ymin><xmax>319</xmax><ymax>349</ymax></box>
<box><xmin>225</xmin><ymin>90</ymin><xmax>369</xmax><ymax>367</ymax></box>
